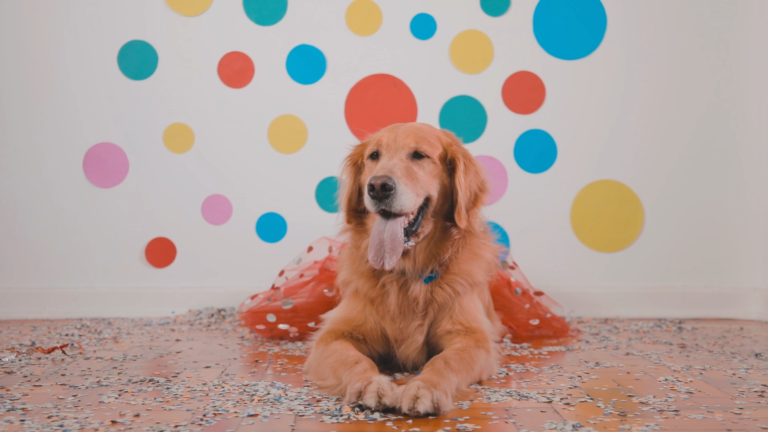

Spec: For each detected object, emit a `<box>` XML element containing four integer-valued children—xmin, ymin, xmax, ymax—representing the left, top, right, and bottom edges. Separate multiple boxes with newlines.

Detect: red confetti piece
<box><xmin>34</xmin><ymin>342</ymin><xmax>84</xmax><ymax>356</ymax></box>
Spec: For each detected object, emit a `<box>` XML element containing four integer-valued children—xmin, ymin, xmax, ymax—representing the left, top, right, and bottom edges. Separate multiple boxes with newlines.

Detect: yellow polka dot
<box><xmin>571</xmin><ymin>180</ymin><xmax>644</xmax><ymax>253</ymax></box>
<box><xmin>163</xmin><ymin>123</ymin><xmax>195</xmax><ymax>154</ymax></box>
<box><xmin>165</xmin><ymin>0</ymin><xmax>213</xmax><ymax>17</ymax></box>
<box><xmin>450</xmin><ymin>30</ymin><xmax>494</xmax><ymax>74</ymax></box>
<box><xmin>345</xmin><ymin>0</ymin><xmax>382</xmax><ymax>37</ymax></box>
<box><xmin>268</xmin><ymin>115</ymin><xmax>307</xmax><ymax>154</ymax></box>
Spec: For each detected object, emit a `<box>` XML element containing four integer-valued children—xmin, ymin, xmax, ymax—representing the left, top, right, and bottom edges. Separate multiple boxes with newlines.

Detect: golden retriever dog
<box><xmin>304</xmin><ymin>122</ymin><xmax>503</xmax><ymax>416</ymax></box>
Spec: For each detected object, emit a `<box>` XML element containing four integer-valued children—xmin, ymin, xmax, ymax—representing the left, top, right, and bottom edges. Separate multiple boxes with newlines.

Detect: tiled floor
<box><xmin>1</xmin><ymin>310</ymin><xmax>766</xmax><ymax>431</ymax></box>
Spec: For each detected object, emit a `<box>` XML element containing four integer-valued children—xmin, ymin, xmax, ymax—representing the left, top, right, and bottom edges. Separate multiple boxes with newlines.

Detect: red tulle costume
<box><xmin>239</xmin><ymin>237</ymin><xmax>571</xmax><ymax>342</ymax></box>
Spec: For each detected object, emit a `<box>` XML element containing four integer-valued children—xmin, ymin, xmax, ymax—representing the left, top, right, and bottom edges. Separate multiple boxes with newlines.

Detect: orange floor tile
<box><xmin>1</xmin><ymin>310</ymin><xmax>766</xmax><ymax>432</ymax></box>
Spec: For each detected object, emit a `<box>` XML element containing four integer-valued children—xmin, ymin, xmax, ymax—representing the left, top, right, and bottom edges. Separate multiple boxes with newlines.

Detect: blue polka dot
<box><xmin>315</xmin><ymin>176</ymin><xmax>339</xmax><ymax>213</ymax></box>
<box><xmin>117</xmin><ymin>40</ymin><xmax>158</xmax><ymax>81</ymax></box>
<box><xmin>439</xmin><ymin>96</ymin><xmax>487</xmax><ymax>144</ymax></box>
<box><xmin>286</xmin><ymin>44</ymin><xmax>326</xmax><ymax>85</ymax></box>
<box><xmin>481</xmin><ymin>0</ymin><xmax>511</xmax><ymax>17</ymax></box>
<box><xmin>243</xmin><ymin>0</ymin><xmax>287</xmax><ymax>26</ymax></box>
<box><xmin>514</xmin><ymin>129</ymin><xmax>557</xmax><ymax>174</ymax></box>
<box><xmin>533</xmin><ymin>0</ymin><xmax>607</xmax><ymax>60</ymax></box>
<box><xmin>487</xmin><ymin>222</ymin><xmax>510</xmax><ymax>249</ymax></box>
<box><xmin>410</xmin><ymin>13</ymin><xmax>437</xmax><ymax>40</ymax></box>
<box><xmin>487</xmin><ymin>221</ymin><xmax>510</xmax><ymax>260</ymax></box>
<box><xmin>256</xmin><ymin>212</ymin><xmax>287</xmax><ymax>243</ymax></box>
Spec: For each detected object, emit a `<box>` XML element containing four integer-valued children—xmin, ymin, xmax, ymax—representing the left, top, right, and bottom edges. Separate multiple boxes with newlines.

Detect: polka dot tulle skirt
<box><xmin>238</xmin><ymin>237</ymin><xmax>572</xmax><ymax>342</ymax></box>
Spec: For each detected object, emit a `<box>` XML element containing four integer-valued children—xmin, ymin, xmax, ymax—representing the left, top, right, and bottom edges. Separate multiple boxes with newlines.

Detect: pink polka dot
<box><xmin>476</xmin><ymin>155</ymin><xmax>508</xmax><ymax>205</ymax></box>
<box><xmin>83</xmin><ymin>143</ymin><xmax>129</xmax><ymax>188</ymax></box>
<box><xmin>201</xmin><ymin>194</ymin><xmax>233</xmax><ymax>225</ymax></box>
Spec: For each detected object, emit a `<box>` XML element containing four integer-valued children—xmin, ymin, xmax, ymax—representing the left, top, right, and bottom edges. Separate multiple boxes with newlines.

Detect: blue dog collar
<box><xmin>423</xmin><ymin>270</ymin><xmax>440</xmax><ymax>284</ymax></box>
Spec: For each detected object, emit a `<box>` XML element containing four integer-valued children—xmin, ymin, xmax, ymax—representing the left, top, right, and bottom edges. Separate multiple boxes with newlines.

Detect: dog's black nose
<box><xmin>367</xmin><ymin>175</ymin><xmax>396</xmax><ymax>201</ymax></box>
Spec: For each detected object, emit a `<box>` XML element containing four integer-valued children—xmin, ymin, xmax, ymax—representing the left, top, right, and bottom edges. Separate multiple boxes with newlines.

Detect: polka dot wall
<box><xmin>2</xmin><ymin>0</ymin><xmax>763</xmax><ymax>319</ymax></box>
<box><xmin>82</xmin><ymin>0</ymin><xmax>643</xmax><ymax>276</ymax></box>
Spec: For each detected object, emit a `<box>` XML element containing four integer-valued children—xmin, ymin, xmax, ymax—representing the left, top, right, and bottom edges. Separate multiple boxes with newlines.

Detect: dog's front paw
<box><xmin>360</xmin><ymin>375</ymin><xmax>399</xmax><ymax>410</ymax></box>
<box><xmin>345</xmin><ymin>375</ymin><xmax>399</xmax><ymax>409</ymax></box>
<box><xmin>398</xmin><ymin>379</ymin><xmax>452</xmax><ymax>416</ymax></box>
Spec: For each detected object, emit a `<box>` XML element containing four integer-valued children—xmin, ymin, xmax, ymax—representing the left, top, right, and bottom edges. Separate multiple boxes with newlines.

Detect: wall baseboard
<box><xmin>0</xmin><ymin>286</ymin><xmax>766</xmax><ymax>321</ymax></box>
<box><xmin>0</xmin><ymin>287</ymin><xmax>253</xmax><ymax>320</ymax></box>
<box><xmin>541</xmin><ymin>286</ymin><xmax>767</xmax><ymax>321</ymax></box>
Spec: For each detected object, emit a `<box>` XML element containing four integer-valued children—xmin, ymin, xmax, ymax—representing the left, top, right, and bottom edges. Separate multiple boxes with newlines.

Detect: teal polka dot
<box><xmin>243</xmin><ymin>0</ymin><xmax>288</xmax><ymax>27</ymax></box>
<box><xmin>315</xmin><ymin>176</ymin><xmax>339</xmax><ymax>213</ymax></box>
<box><xmin>487</xmin><ymin>221</ymin><xmax>510</xmax><ymax>260</ymax></box>
<box><xmin>533</xmin><ymin>0</ymin><xmax>607</xmax><ymax>60</ymax></box>
<box><xmin>439</xmin><ymin>95</ymin><xmax>487</xmax><ymax>144</ymax></box>
<box><xmin>256</xmin><ymin>212</ymin><xmax>287</xmax><ymax>243</ymax></box>
<box><xmin>117</xmin><ymin>40</ymin><xmax>158</xmax><ymax>81</ymax></box>
<box><xmin>514</xmin><ymin>129</ymin><xmax>557</xmax><ymax>174</ymax></box>
<box><xmin>481</xmin><ymin>0</ymin><xmax>511</xmax><ymax>17</ymax></box>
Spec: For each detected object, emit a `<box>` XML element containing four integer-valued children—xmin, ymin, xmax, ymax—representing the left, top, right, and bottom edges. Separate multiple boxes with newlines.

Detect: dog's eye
<box><xmin>368</xmin><ymin>151</ymin><xmax>379</xmax><ymax>161</ymax></box>
<box><xmin>411</xmin><ymin>151</ymin><xmax>427</xmax><ymax>160</ymax></box>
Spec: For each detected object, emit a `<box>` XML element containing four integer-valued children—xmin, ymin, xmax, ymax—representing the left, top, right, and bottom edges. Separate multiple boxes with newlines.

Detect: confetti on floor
<box><xmin>1</xmin><ymin>309</ymin><xmax>766</xmax><ymax>431</ymax></box>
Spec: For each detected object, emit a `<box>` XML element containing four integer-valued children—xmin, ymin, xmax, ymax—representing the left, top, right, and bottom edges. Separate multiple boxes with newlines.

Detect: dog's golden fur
<box><xmin>304</xmin><ymin>123</ymin><xmax>504</xmax><ymax>416</ymax></box>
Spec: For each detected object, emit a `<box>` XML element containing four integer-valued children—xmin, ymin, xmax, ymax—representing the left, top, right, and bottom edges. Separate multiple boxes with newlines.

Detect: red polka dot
<box><xmin>218</xmin><ymin>52</ymin><xmax>255</xmax><ymax>89</ymax></box>
<box><xmin>145</xmin><ymin>237</ymin><xmax>177</xmax><ymax>269</ymax></box>
<box><xmin>345</xmin><ymin>74</ymin><xmax>417</xmax><ymax>140</ymax></box>
<box><xmin>502</xmin><ymin>71</ymin><xmax>545</xmax><ymax>115</ymax></box>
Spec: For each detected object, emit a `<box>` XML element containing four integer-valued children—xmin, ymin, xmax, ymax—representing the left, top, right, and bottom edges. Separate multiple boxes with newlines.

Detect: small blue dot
<box><xmin>256</xmin><ymin>212</ymin><xmax>287</xmax><ymax>243</ymax></box>
<box><xmin>533</xmin><ymin>0</ymin><xmax>607</xmax><ymax>60</ymax></box>
<box><xmin>481</xmin><ymin>0</ymin><xmax>511</xmax><ymax>17</ymax></box>
<box><xmin>410</xmin><ymin>13</ymin><xmax>437</xmax><ymax>40</ymax></box>
<box><xmin>286</xmin><ymin>44</ymin><xmax>326</xmax><ymax>85</ymax></box>
<box><xmin>315</xmin><ymin>176</ymin><xmax>339</xmax><ymax>213</ymax></box>
<box><xmin>487</xmin><ymin>221</ymin><xmax>510</xmax><ymax>260</ymax></box>
<box><xmin>514</xmin><ymin>129</ymin><xmax>557</xmax><ymax>174</ymax></box>
<box><xmin>243</xmin><ymin>0</ymin><xmax>288</xmax><ymax>26</ymax></box>
<box><xmin>439</xmin><ymin>95</ymin><xmax>487</xmax><ymax>144</ymax></box>
<box><xmin>117</xmin><ymin>40</ymin><xmax>158</xmax><ymax>81</ymax></box>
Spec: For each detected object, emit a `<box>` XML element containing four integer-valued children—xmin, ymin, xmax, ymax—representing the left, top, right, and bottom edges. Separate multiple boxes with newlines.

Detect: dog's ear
<box><xmin>340</xmin><ymin>141</ymin><xmax>369</xmax><ymax>225</ymax></box>
<box><xmin>442</xmin><ymin>130</ymin><xmax>488</xmax><ymax>229</ymax></box>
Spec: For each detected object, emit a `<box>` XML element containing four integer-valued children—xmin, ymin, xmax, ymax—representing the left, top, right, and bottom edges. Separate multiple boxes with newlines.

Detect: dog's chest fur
<box><xmin>370</xmin><ymin>278</ymin><xmax>446</xmax><ymax>371</ymax></box>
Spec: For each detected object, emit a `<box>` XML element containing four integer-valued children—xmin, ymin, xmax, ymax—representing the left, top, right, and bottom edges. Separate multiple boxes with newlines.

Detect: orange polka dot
<box><xmin>217</xmin><ymin>52</ymin><xmax>255</xmax><ymax>89</ymax></box>
<box><xmin>344</xmin><ymin>74</ymin><xmax>417</xmax><ymax>140</ymax></box>
<box><xmin>502</xmin><ymin>71</ymin><xmax>546</xmax><ymax>115</ymax></box>
<box><xmin>145</xmin><ymin>237</ymin><xmax>177</xmax><ymax>268</ymax></box>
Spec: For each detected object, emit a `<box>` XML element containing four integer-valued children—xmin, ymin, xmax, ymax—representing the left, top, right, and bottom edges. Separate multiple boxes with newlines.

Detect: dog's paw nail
<box><xmin>399</xmin><ymin>380</ymin><xmax>449</xmax><ymax>416</ymax></box>
<box><xmin>360</xmin><ymin>375</ymin><xmax>398</xmax><ymax>409</ymax></box>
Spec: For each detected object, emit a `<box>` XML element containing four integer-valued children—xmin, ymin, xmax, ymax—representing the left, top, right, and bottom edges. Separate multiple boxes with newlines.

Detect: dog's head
<box><xmin>340</xmin><ymin>123</ymin><xmax>488</xmax><ymax>271</ymax></box>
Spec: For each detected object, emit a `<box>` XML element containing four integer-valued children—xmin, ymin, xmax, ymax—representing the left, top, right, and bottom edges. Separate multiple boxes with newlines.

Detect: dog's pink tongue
<box><xmin>368</xmin><ymin>215</ymin><xmax>406</xmax><ymax>271</ymax></box>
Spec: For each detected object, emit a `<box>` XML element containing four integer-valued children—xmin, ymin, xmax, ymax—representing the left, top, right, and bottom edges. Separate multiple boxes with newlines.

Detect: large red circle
<box><xmin>502</xmin><ymin>71</ymin><xmax>546</xmax><ymax>115</ymax></box>
<box><xmin>145</xmin><ymin>237</ymin><xmax>177</xmax><ymax>269</ymax></box>
<box><xmin>218</xmin><ymin>51</ymin><xmax>255</xmax><ymax>89</ymax></box>
<box><xmin>344</xmin><ymin>74</ymin><xmax>417</xmax><ymax>140</ymax></box>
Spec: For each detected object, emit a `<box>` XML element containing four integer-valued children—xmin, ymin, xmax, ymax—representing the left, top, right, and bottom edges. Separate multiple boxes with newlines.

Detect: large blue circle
<box><xmin>481</xmin><ymin>0</ymin><xmax>511</xmax><ymax>17</ymax></box>
<box><xmin>243</xmin><ymin>0</ymin><xmax>288</xmax><ymax>26</ymax></box>
<box><xmin>533</xmin><ymin>0</ymin><xmax>607</xmax><ymax>60</ymax></box>
<box><xmin>439</xmin><ymin>95</ymin><xmax>487</xmax><ymax>144</ymax></box>
<box><xmin>315</xmin><ymin>176</ymin><xmax>339</xmax><ymax>213</ymax></box>
<box><xmin>410</xmin><ymin>13</ymin><xmax>437</xmax><ymax>40</ymax></box>
<box><xmin>286</xmin><ymin>44</ymin><xmax>326</xmax><ymax>85</ymax></box>
<box><xmin>514</xmin><ymin>129</ymin><xmax>557</xmax><ymax>174</ymax></box>
<box><xmin>256</xmin><ymin>212</ymin><xmax>287</xmax><ymax>243</ymax></box>
<box><xmin>117</xmin><ymin>40</ymin><xmax>158</xmax><ymax>81</ymax></box>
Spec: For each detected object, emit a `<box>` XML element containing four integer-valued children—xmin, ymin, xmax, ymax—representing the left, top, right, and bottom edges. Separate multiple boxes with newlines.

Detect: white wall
<box><xmin>0</xmin><ymin>1</ymin><xmax>766</xmax><ymax>319</ymax></box>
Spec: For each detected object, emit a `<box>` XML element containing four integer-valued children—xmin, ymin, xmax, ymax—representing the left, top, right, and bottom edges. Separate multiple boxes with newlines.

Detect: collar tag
<box><xmin>423</xmin><ymin>270</ymin><xmax>439</xmax><ymax>284</ymax></box>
